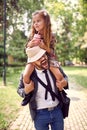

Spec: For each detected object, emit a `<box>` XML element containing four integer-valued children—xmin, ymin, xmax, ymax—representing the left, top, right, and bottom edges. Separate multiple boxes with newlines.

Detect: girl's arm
<box><xmin>27</xmin><ymin>40</ymin><xmax>36</xmax><ymax>48</ymax></box>
<box><xmin>27</xmin><ymin>38</ymin><xmax>41</xmax><ymax>48</ymax></box>
<box><xmin>39</xmin><ymin>40</ymin><xmax>51</xmax><ymax>53</ymax></box>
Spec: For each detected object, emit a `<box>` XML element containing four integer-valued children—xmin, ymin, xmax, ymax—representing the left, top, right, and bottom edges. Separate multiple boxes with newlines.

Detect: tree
<box><xmin>44</xmin><ymin>0</ymin><xmax>87</xmax><ymax>65</ymax></box>
<box><xmin>2</xmin><ymin>0</ymin><xmax>44</xmax><ymax>65</ymax></box>
<box><xmin>0</xmin><ymin>0</ymin><xmax>4</xmax><ymax>65</ymax></box>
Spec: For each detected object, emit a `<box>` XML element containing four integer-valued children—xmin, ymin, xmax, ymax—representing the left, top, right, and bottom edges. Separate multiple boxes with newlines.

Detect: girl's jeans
<box><xmin>34</xmin><ymin>105</ymin><xmax>64</xmax><ymax>130</ymax></box>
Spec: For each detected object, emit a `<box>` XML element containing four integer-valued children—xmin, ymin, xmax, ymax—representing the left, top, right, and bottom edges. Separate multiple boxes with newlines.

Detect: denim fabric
<box><xmin>34</xmin><ymin>105</ymin><xmax>64</xmax><ymax>130</ymax></box>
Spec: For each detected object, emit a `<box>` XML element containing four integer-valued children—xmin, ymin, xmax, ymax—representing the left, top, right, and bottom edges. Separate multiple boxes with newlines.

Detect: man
<box><xmin>17</xmin><ymin>46</ymin><xmax>68</xmax><ymax>130</ymax></box>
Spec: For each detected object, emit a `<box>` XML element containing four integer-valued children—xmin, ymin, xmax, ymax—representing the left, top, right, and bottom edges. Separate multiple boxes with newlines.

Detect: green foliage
<box><xmin>6</xmin><ymin>67</ymin><xmax>24</xmax><ymax>87</ymax></box>
<box><xmin>55</xmin><ymin>10</ymin><xmax>75</xmax><ymax>64</ymax></box>
<box><xmin>18</xmin><ymin>0</ymin><xmax>44</xmax><ymax>11</ymax></box>
<box><xmin>44</xmin><ymin>0</ymin><xmax>64</xmax><ymax>19</ymax></box>
<box><xmin>78</xmin><ymin>48</ymin><xmax>87</xmax><ymax>63</ymax></box>
<box><xmin>45</xmin><ymin>0</ymin><xmax>87</xmax><ymax>64</ymax></box>
<box><xmin>0</xmin><ymin>0</ymin><xmax>44</xmax><ymax>65</ymax></box>
<box><xmin>6</xmin><ymin>30</ymin><xmax>27</xmax><ymax>61</ymax></box>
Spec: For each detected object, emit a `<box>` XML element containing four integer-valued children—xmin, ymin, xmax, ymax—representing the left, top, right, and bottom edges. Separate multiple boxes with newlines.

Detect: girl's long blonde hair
<box><xmin>29</xmin><ymin>10</ymin><xmax>52</xmax><ymax>48</ymax></box>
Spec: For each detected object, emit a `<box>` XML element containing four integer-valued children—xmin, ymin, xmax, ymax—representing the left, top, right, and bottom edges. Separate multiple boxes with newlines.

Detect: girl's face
<box><xmin>32</xmin><ymin>14</ymin><xmax>45</xmax><ymax>34</ymax></box>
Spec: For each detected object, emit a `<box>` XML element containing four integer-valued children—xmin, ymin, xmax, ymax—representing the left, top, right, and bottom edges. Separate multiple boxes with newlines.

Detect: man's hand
<box><xmin>24</xmin><ymin>80</ymin><xmax>34</xmax><ymax>94</ymax></box>
<box><xmin>56</xmin><ymin>78</ymin><xmax>67</xmax><ymax>91</ymax></box>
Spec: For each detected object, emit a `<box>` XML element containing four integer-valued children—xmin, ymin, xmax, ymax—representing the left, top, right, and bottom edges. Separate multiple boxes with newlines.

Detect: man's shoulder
<box><xmin>49</xmin><ymin>69</ymin><xmax>56</xmax><ymax>79</ymax></box>
<box><xmin>30</xmin><ymin>70</ymin><xmax>37</xmax><ymax>80</ymax></box>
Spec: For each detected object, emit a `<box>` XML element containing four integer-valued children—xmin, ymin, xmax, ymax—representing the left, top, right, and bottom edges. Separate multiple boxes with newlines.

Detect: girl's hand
<box><xmin>39</xmin><ymin>40</ymin><xmax>45</xmax><ymax>49</ymax></box>
<box><xmin>27</xmin><ymin>38</ymin><xmax>40</xmax><ymax>48</ymax></box>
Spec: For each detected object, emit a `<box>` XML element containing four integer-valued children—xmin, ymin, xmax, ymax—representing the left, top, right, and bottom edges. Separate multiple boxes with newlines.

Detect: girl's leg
<box><xmin>23</xmin><ymin>63</ymin><xmax>34</xmax><ymax>84</ymax></box>
<box><xmin>50</xmin><ymin>66</ymin><xmax>63</xmax><ymax>81</ymax></box>
<box><xmin>50</xmin><ymin>66</ymin><xmax>67</xmax><ymax>91</ymax></box>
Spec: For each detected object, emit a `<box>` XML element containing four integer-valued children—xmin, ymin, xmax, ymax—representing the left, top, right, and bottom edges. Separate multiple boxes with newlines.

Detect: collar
<box><xmin>35</xmin><ymin>68</ymin><xmax>44</xmax><ymax>74</ymax></box>
<box><xmin>35</xmin><ymin>68</ymin><xmax>50</xmax><ymax>74</ymax></box>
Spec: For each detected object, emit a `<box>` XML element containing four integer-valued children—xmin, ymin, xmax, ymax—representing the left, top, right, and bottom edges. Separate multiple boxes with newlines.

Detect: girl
<box><xmin>22</xmin><ymin>10</ymin><xmax>66</xmax><ymax>105</ymax></box>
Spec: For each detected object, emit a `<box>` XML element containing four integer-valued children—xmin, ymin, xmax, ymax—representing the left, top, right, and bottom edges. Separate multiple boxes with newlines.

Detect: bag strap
<box><xmin>35</xmin><ymin>75</ymin><xmax>60</xmax><ymax>100</ymax></box>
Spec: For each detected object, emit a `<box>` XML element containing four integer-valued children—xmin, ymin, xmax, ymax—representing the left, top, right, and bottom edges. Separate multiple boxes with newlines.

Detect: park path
<box><xmin>9</xmin><ymin>81</ymin><xmax>87</xmax><ymax>130</ymax></box>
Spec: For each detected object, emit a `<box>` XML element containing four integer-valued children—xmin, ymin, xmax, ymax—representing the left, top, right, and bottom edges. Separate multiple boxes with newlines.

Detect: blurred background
<box><xmin>0</xmin><ymin>0</ymin><xmax>87</xmax><ymax>67</ymax></box>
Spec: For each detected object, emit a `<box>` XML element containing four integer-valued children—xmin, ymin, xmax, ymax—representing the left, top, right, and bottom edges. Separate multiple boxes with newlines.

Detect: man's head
<box><xmin>26</xmin><ymin>46</ymin><xmax>49</xmax><ymax>70</ymax></box>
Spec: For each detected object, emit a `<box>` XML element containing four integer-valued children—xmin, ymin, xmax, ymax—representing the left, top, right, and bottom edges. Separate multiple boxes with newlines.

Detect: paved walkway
<box><xmin>9</xmin><ymin>82</ymin><xmax>87</xmax><ymax>130</ymax></box>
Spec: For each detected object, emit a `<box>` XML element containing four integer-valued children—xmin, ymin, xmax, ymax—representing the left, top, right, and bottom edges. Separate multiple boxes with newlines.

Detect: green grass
<box><xmin>63</xmin><ymin>66</ymin><xmax>87</xmax><ymax>88</ymax></box>
<box><xmin>0</xmin><ymin>66</ymin><xmax>87</xmax><ymax>129</ymax></box>
<box><xmin>0</xmin><ymin>66</ymin><xmax>24</xmax><ymax>130</ymax></box>
<box><xmin>0</xmin><ymin>86</ymin><xmax>21</xmax><ymax>129</ymax></box>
